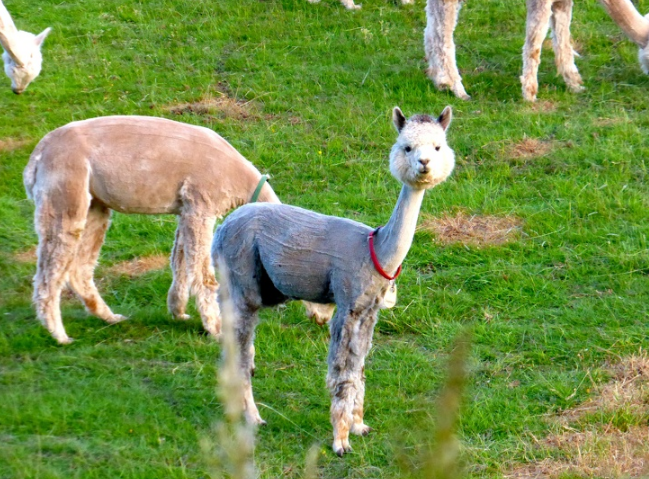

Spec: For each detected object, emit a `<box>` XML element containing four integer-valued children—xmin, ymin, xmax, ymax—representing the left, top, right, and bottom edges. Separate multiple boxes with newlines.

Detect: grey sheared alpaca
<box><xmin>212</xmin><ymin>106</ymin><xmax>455</xmax><ymax>456</ymax></box>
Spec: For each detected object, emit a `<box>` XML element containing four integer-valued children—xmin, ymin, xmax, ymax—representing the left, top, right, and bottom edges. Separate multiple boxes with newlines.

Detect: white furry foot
<box><xmin>105</xmin><ymin>313</ymin><xmax>128</xmax><ymax>324</ymax></box>
<box><xmin>340</xmin><ymin>0</ymin><xmax>361</xmax><ymax>9</ymax></box>
<box><xmin>244</xmin><ymin>410</ymin><xmax>267</xmax><ymax>427</ymax></box>
<box><xmin>54</xmin><ymin>334</ymin><xmax>74</xmax><ymax>345</ymax></box>
<box><xmin>173</xmin><ymin>313</ymin><xmax>191</xmax><ymax>320</ymax></box>
<box><xmin>333</xmin><ymin>438</ymin><xmax>352</xmax><ymax>457</ymax></box>
<box><xmin>304</xmin><ymin>302</ymin><xmax>335</xmax><ymax>325</ymax></box>
<box><xmin>350</xmin><ymin>422</ymin><xmax>372</xmax><ymax>436</ymax></box>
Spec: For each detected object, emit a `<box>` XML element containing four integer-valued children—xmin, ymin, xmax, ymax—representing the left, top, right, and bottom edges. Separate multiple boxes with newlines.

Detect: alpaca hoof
<box><xmin>333</xmin><ymin>439</ymin><xmax>352</xmax><ymax>457</ymax></box>
<box><xmin>351</xmin><ymin>423</ymin><xmax>372</xmax><ymax>436</ymax></box>
<box><xmin>568</xmin><ymin>84</ymin><xmax>586</xmax><ymax>94</ymax></box>
<box><xmin>107</xmin><ymin>314</ymin><xmax>129</xmax><ymax>324</ymax></box>
<box><xmin>174</xmin><ymin>313</ymin><xmax>191</xmax><ymax>321</ymax></box>
<box><xmin>56</xmin><ymin>336</ymin><xmax>74</xmax><ymax>345</ymax></box>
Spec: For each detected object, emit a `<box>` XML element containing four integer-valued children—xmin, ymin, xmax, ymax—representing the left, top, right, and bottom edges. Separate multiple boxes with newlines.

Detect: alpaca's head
<box><xmin>389</xmin><ymin>106</ymin><xmax>455</xmax><ymax>190</ymax></box>
<box><xmin>1</xmin><ymin>28</ymin><xmax>51</xmax><ymax>94</ymax></box>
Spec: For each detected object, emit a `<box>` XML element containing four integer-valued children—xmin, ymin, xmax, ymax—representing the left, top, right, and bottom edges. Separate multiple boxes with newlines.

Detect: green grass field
<box><xmin>1</xmin><ymin>0</ymin><xmax>649</xmax><ymax>477</ymax></box>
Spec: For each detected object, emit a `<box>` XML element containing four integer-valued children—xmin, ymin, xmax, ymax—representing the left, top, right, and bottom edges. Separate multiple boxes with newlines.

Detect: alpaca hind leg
<box><xmin>550</xmin><ymin>0</ymin><xmax>584</xmax><ymax>93</ymax></box>
<box><xmin>167</xmin><ymin>225</ymin><xmax>191</xmax><ymax>320</ymax></box>
<box><xmin>180</xmin><ymin>214</ymin><xmax>220</xmax><ymax>337</ymax></box>
<box><xmin>327</xmin><ymin>307</ymin><xmax>379</xmax><ymax>456</ymax></box>
<box><xmin>424</xmin><ymin>0</ymin><xmax>470</xmax><ymax>100</ymax></box>
<box><xmin>32</xmin><ymin>188</ymin><xmax>90</xmax><ymax>344</ymax></box>
<box><xmin>521</xmin><ymin>0</ymin><xmax>553</xmax><ymax>101</ymax></box>
<box><xmin>68</xmin><ymin>202</ymin><xmax>126</xmax><ymax>324</ymax></box>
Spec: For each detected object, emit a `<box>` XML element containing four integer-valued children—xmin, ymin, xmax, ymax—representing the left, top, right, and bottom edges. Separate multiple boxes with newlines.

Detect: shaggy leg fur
<box><xmin>327</xmin><ymin>307</ymin><xmax>379</xmax><ymax>456</ymax></box>
<box><xmin>549</xmin><ymin>0</ymin><xmax>584</xmax><ymax>93</ymax></box>
<box><xmin>179</xmin><ymin>213</ymin><xmax>220</xmax><ymax>337</ymax></box>
<box><xmin>67</xmin><ymin>202</ymin><xmax>126</xmax><ymax>324</ymax></box>
<box><xmin>167</xmin><ymin>226</ymin><xmax>191</xmax><ymax>320</ymax></box>
<box><xmin>424</xmin><ymin>0</ymin><xmax>470</xmax><ymax>100</ymax></box>
<box><xmin>521</xmin><ymin>0</ymin><xmax>554</xmax><ymax>101</ymax></box>
<box><xmin>32</xmin><ymin>174</ymin><xmax>90</xmax><ymax>344</ymax></box>
<box><xmin>236</xmin><ymin>304</ymin><xmax>265</xmax><ymax>425</ymax></box>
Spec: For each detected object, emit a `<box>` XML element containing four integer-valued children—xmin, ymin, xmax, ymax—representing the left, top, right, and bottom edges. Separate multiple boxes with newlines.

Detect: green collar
<box><xmin>250</xmin><ymin>174</ymin><xmax>270</xmax><ymax>203</ymax></box>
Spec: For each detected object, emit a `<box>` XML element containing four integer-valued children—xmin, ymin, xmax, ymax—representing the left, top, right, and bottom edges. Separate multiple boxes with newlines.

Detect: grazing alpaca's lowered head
<box><xmin>0</xmin><ymin>1</ymin><xmax>50</xmax><ymax>94</ymax></box>
<box><xmin>212</xmin><ymin>106</ymin><xmax>454</xmax><ymax>456</ymax></box>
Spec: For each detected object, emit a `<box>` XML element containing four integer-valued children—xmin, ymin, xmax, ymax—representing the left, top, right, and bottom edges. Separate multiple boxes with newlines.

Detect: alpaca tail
<box><xmin>23</xmin><ymin>141</ymin><xmax>46</xmax><ymax>200</ymax></box>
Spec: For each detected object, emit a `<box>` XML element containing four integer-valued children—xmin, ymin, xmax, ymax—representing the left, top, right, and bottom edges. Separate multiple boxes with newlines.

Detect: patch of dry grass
<box><xmin>420</xmin><ymin>212</ymin><xmax>522</xmax><ymax>246</ymax></box>
<box><xmin>165</xmin><ymin>93</ymin><xmax>258</xmax><ymax>120</ymax></box>
<box><xmin>507</xmin><ymin>138</ymin><xmax>555</xmax><ymax>160</ymax></box>
<box><xmin>505</xmin><ymin>353</ymin><xmax>649</xmax><ymax>479</ymax></box>
<box><xmin>0</xmin><ymin>137</ymin><xmax>30</xmax><ymax>152</ymax></box>
<box><xmin>105</xmin><ymin>254</ymin><xmax>168</xmax><ymax>276</ymax></box>
<box><xmin>13</xmin><ymin>246</ymin><xmax>37</xmax><ymax>263</ymax></box>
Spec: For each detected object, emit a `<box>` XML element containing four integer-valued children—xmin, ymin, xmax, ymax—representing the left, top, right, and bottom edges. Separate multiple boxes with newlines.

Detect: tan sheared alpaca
<box><xmin>24</xmin><ymin>116</ymin><xmax>329</xmax><ymax>344</ymax></box>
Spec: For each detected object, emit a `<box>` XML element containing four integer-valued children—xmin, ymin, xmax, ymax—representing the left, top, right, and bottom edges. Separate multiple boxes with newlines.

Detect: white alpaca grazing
<box><xmin>23</xmin><ymin>115</ymin><xmax>330</xmax><ymax>345</ymax></box>
<box><xmin>0</xmin><ymin>0</ymin><xmax>50</xmax><ymax>94</ymax></box>
<box><xmin>425</xmin><ymin>0</ymin><xmax>583</xmax><ymax>102</ymax></box>
<box><xmin>307</xmin><ymin>0</ymin><xmax>413</xmax><ymax>11</ymax></box>
<box><xmin>212</xmin><ymin>106</ymin><xmax>454</xmax><ymax>456</ymax></box>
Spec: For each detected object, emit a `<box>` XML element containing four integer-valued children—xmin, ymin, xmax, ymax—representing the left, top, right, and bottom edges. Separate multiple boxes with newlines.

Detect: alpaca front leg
<box><xmin>181</xmin><ymin>214</ymin><xmax>221</xmax><ymax>337</ymax></box>
<box><xmin>424</xmin><ymin>0</ymin><xmax>470</xmax><ymax>100</ymax></box>
<box><xmin>350</xmin><ymin>366</ymin><xmax>371</xmax><ymax>436</ymax></box>
<box><xmin>521</xmin><ymin>0</ymin><xmax>553</xmax><ymax>101</ymax></box>
<box><xmin>550</xmin><ymin>0</ymin><xmax>584</xmax><ymax>93</ymax></box>
<box><xmin>327</xmin><ymin>308</ymin><xmax>378</xmax><ymax>455</ymax></box>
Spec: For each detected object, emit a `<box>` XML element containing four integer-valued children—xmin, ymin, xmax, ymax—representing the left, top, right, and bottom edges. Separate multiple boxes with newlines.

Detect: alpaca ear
<box><xmin>438</xmin><ymin>106</ymin><xmax>452</xmax><ymax>131</ymax></box>
<box><xmin>34</xmin><ymin>27</ymin><xmax>51</xmax><ymax>47</ymax></box>
<box><xmin>392</xmin><ymin>107</ymin><xmax>406</xmax><ymax>133</ymax></box>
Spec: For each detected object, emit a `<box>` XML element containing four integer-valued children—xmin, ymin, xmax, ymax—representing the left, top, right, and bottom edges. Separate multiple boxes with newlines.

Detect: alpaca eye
<box><xmin>404</xmin><ymin>146</ymin><xmax>412</xmax><ymax>153</ymax></box>
<box><xmin>435</xmin><ymin>146</ymin><xmax>441</xmax><ymax>151</ymax></box>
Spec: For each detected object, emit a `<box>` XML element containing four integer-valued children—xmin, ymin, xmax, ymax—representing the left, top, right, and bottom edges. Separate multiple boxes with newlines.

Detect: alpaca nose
<box><xmin>419</xmin><ymin>159</ymin><xmax>430</xmax><ymax>167</ymax></box>
<box><xmin>12</xmin><ymin>87</ymin><xmax>22</xmax><ymax>95</ymax></box>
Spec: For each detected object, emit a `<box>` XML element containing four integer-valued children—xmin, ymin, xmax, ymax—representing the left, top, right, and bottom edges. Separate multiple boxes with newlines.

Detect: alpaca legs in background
<box><xmin>522</xmin><ymin>0</ymin><xmax>583</xmax><ymax>101</ymax></box>
<box><xmin>550</xmin><ymin>0</ymin><xmax>584</xmax><ymax>93</ymax></box>
<box><xmin>424</xmin><ymin>0</ymin><xmax>470</xmax><ymax>100</ymax></box>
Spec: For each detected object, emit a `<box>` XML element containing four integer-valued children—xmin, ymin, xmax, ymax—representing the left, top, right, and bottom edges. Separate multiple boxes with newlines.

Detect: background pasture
<box><xmin>1</xmin><ymin>0</ymin><xmax>649</xmax><ymax>477</ymax></box>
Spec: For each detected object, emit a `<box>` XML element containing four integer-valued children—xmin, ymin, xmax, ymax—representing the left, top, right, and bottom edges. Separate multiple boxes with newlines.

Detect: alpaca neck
<box><xmin>373</xmin><ymin>185</ymin><xmax>426</xmax><ymax>275</ymax></box>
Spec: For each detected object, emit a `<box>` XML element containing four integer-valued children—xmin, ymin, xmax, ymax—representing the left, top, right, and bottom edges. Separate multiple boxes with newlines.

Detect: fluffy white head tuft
<box><xmin>389</xmin><ymin>106</ymin><xmax>455</xmax><ymax>190</ymax></box>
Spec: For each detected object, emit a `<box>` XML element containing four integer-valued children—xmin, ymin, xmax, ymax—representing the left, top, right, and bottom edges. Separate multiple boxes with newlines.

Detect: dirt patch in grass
<box><xmin>14</xmin><ymin>246</ymin><xmax>37</xmax><ymax>263</ymax></box>
<box><xmin>0</xmin><ymin>137</ymin><xmax>30</xmax><ymax>152</ymax></box>
<box><xmin>106</xmin><ymin>254</ymin><xmax>168</xmax><ymax>276</ymax></box>
<box><xmin>420</xmin><ymin>213</ymin><xmax>522</xmax><ymax>246</ymax></box>
<box><xmin>166</xmin><ymin>93</ymin><xmax>258</xmax><ymax>120</ymax></box>
<box><xmin>507</xmin><ymin>138</ymin><xmax>555</xmax><ymax>160</ymax></box>
<box><xmin>527</xmin><ymin>100</ymin><xmax>558</xmax><ymax>113</ymax></box>
<box><xmin>505</xmin><ymin>353</ymin><xmax>649</xmax><ymax>479</ymax></box>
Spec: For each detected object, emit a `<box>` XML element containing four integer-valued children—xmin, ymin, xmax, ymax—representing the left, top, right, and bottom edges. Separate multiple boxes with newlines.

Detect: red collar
<box><xmin>368</xmin><ymin>227</ymin><xmax>402</xmax><ymax>281</ymax></box>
